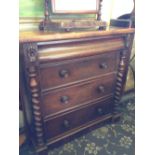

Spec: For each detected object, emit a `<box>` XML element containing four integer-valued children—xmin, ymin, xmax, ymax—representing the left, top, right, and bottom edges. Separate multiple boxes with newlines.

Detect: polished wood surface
<box><xmin>44</xmin><ymin>97</ymin><xmax>113</xmax><ymax>140</ymax></box>
<box><xmin>38</xmin><ymin>38</ymin><xmax>124</xmax><ymax>62</ymax></box>
<box><xmin>19</xmin><ymin>28</ymin><xmax>134</xmax><ymax>43</ymax></box>
<box><xmin>40</xmin><ymin>51</ymin><xmax>119</xmax><ymax>91</ymax></box>
<box><xmin>20</xmin><ymin>29</ymin><xmax>134</xmax><ymax>154</ymax></box>
<box><xmin>42</xmin><ymin>73</ymin><xmax>116</xmax><ymax>117</ymax></box>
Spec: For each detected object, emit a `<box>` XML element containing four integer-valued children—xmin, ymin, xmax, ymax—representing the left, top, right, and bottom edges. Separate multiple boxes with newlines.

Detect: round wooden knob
<box><xmin>60</xmin><ymin>96</ymin><xmax>69</xmax><ymax>104</ymax></box>
<box><xmin>63</xmin><ymin>120</ymin><xmax>70</xmax><ymax>128</ymax></box>
<box><xmin>99</xmin><ymin>62</ymin><xmax>107</xmax><ymax>69</ymax></box>
<box><xmin>97</xmin><ymin>108</ymin><xmax>103</xmax><ymax>115</ymax></box>
<box><xmin>98</xmin><ymin>85</ymin><xmax>105</xmax><ymax>93</ymax></box>
<box><xmin>59</xmin><ymin>69</ymin><xmax>69</xmax><ymax>78</ymax></box>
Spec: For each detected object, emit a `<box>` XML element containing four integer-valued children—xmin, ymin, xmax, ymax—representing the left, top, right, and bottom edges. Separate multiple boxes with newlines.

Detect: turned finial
<box><xmin>97</xmin><ymin>0</ymin><xmax>103</xmax><ymax>21</ymax></box>
<box><xmin>44</xmin><ymin>0</ymin><xmax>50</xmax><ymax>21</ymax></box>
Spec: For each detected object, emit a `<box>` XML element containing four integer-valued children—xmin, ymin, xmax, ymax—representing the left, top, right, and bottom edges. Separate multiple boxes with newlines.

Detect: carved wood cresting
<box><xmin>23</xmin><ymin>43</ymin><xmax>45</xmax><ymax>147</ymax></box>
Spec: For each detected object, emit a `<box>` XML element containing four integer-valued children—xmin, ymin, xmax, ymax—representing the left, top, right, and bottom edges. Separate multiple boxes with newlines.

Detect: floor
<box><xmin>20</xmin><ymin>92</ymin><xmax>135</xmax><ymax>155</ymax></box>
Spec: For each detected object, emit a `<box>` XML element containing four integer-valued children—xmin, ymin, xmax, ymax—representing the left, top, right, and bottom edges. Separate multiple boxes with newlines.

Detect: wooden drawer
<box><xmin>44</xmin><ymin>97</ymin><xmax>113</xmax><ymax>141</ymax></box>
<box><xmin>42</xmin><ymin>73</ymin><xmax>116</xmax><ymax>117</ymax></box>
<box><xmin>40</xmin><ymin>51</ymin><xmax>119</xmax><ymax>91</ymax></box>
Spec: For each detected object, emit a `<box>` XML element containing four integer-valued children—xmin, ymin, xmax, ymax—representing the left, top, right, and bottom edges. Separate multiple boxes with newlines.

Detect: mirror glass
<box><xmin>51</xmin><ymin>0</ymin><xmax>99</xmax><ymax>13</ymax></box>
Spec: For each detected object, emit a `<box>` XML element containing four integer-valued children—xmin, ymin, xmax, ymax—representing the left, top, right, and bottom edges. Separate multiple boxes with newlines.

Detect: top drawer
<box><xmin>38</xmin><ymin>37</ymin><xmax>124</xmax><ymax>62</ymax></box>
<box><xmin>40</xmin><ymin>51</ymin><xmax>120</xmax><ymax>91</ymax></box>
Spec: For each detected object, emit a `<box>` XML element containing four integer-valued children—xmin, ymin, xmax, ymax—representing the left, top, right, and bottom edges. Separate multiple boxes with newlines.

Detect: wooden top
<box><xmin>19</xmin><ymin>28</ymin><xmax>134</xmax><ymax>43</ymax></box>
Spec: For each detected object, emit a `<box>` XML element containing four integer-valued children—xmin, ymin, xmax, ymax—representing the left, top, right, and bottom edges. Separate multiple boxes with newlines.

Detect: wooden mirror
<box><xmin>39</xmin><ymin>0</ymin><xmax>107</xmax><ymax>31</ymax></box>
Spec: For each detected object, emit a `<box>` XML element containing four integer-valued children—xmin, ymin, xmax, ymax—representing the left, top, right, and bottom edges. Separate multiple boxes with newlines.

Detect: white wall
<box><xmin>102</xmin><ymin>0</ymin><xmax>134</xmax><ymax>22</ymax></box>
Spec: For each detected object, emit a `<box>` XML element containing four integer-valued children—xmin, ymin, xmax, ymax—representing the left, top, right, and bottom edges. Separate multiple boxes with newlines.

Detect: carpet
<box><xmin>20</xmin><ymin>93</ymin><xmax>135</xmax><ymax>155</ymax></box>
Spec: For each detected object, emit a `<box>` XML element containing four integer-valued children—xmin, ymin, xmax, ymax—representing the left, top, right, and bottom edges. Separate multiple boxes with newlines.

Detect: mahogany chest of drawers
<box><xmin>19</xmin><ymin>29</ymin><xmax>134</xmax><ymax>154</ymax></box>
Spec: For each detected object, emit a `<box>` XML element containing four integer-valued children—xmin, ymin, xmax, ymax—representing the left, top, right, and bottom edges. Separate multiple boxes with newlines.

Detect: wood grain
<box><xmin>39</xmin><ymin>51</ymin><xmax>119</xmax><ymax>91</ymax></box>
<box><xmin>38</xmin><ymin>38</ymin><xmax>124</xmax><ymax>62</ymax></box>
<box><xmin>20</xmin><ymin>29</ymin><xmax>134</xmax><ymax>154</ymax></box>
<box><xmin>19</xmin><ymin>28</ymin><xmax>134</xmax><ymax>43</ymax></box>
<box><xmin>42</xmin><ymin>73</ymin><xmax>116</xmax><ymax>117</ymax></box>
<box><xmin>44</xmin><ymin>97</ymin><xmax>113</xmax><ymax>140</ymax></box>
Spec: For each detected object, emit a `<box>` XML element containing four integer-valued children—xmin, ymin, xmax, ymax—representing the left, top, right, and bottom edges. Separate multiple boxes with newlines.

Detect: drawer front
<box><xmin>42</xmin><ymin>73</ymin><xmax>116</xmax><ymax>117</ymax></box>
<box><xmin>44</xmin><ymin>98</ymin><xmax>113</xmax><ymax>140</ymax></box>
<box><xmin>40</xmin><ymin>51</ymin><xmax>119</xmax><ymax>91</ymax></box>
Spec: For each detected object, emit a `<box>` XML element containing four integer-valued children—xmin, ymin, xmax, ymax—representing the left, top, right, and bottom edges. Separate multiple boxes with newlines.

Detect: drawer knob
<box><xmin>60</xmin><ymin>96</ymin><xmax>69</xmax><ymax>104</ymax></box>
<box><xmin>59</xmin><ymin>69</ymin><xmax>69</xmax><ymax>78</ymax></box>
<box><xmin>97</xmin><ymin>108</ymin><xmax>104</xmax><ymax>115</ymax></box>
<box><xmin>63</xmin><ymin>120</ymin><xmax>70</xmax><ymax>129</ymax></box>
<box><xmin>99</xmin><ymin>62</ymin><xmax>107</xmax><ymax>69</ymax></box>
<box><xmin>98</xmin><ymin>85</ymin><xmax>105</xmax><ymax>93</ymax></box>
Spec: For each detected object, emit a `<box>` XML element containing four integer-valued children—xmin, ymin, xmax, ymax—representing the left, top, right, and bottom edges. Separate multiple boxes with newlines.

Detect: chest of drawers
<box><xmin>19</xmin><ymin>29</ymin><xmax>134</xmax><ymax>154</ymax></box>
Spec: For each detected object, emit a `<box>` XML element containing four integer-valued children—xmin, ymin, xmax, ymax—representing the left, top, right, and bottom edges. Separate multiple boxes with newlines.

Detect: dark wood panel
<box><xmin>42</xmin><ymin>73</ymin><xmax>116</xmax><ymax>117</ymax></box>
<box><xmin>40</xmin><ymin>51</ymin><xmax>119</xmax><ymax>91</ymax></box>
<box><xmin>44</xmin><ymin>97</ymin><xmax>113</xmax><ymax>140</ymax></box>
<box><xmin>38</xmin><ymin>38</ymin><xmax>124</xmax><ymax>62</ymax></box>
<box><xmin>46</xmin><ymin>113</ymin><xmax>114</xmax><ymax>149</ymax></box>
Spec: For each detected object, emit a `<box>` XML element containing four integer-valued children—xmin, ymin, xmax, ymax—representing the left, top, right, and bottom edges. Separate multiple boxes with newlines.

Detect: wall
<box><xmin>19</xmin><ymin>0</ymin><xmax>44</xmax><ymax>17</ymax></box>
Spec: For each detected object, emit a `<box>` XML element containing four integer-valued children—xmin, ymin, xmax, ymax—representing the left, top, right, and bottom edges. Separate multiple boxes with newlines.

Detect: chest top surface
<box><xmin>19</xmin><ymin>28</ymin><xmax>134</xmax><ymax>43</ymax></box>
